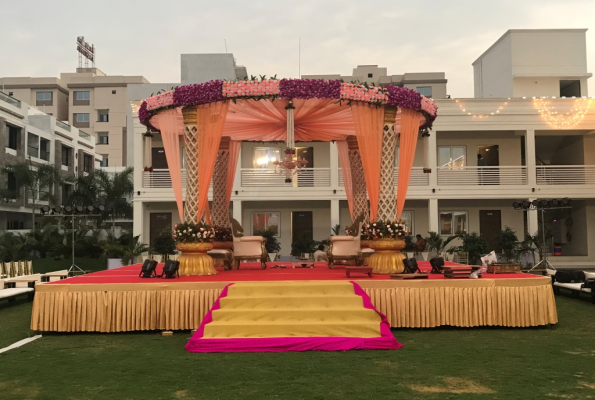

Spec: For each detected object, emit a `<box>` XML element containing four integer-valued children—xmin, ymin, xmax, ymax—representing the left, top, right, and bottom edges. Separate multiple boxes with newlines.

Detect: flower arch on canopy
<box><xmin>139</xmin><ymin>78</ymin><xmax>438</xmax><ymax>223</ymax></box>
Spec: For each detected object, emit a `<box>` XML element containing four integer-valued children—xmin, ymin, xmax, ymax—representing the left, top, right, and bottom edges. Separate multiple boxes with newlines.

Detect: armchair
<box><xmin>328</xmin><ymin>214</ymin><xmax>364</xmax><ymax>269</ymax></box>
<box><xmin>230</xmin><ymin>218</ymin><xmax>268</xmax><ymax>269</ymax></box>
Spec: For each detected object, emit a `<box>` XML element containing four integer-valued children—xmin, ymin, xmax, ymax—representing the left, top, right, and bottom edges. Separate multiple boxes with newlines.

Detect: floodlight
<box><xmin>97</xmin><ymin>205</ymin><xmax>105</xmax><ymax>212</ymax></box>
<box><xmin>522</xmin><ymin>200</ymin><xmax>531</xmax><ymax>209</ymax></box>
<box><xmin>86</xmin><ymin>206</ymin><xmax>94</xmax><ymax>213</ymax></box>
<box><xmin>75</xmin><ymin>205</ymin><xmax>84</xmax><ymax>213</ymax></box>
<box><xmin>531</xmin><ymin>200</ymin><xmax>540</xmax><ymax>207</ymax></box>
<box><xmin>512</xmin><ymin>201</ymin><xmax>521</xmax><ymax>209</ymax></box>
<box><xmin>63</xmin><ymin>206</ymin><xmax>73</xmax><ymax>213</ymax></box>
<box><xmin>40</xmin><ymin>205</ymin><xmax>51</xmax><ymax>214</ymax></box>
<box><xmin>561</xmin><ymin>198</ymin><xmax>571</xmax><ymax>206</ymax></box>
<box><xmin>52</xmin><ymin>206</ymin><xmax>63</xmax><ymax>214</ymax></box>
<box><xmin>540</xmin><ymin>199</ymin><xmax>550</xmax><ymax>207</ymax></box>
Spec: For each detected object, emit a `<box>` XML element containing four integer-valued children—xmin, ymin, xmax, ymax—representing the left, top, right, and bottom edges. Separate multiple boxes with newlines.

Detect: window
<box><xmin>438</xmin><ymin>146</ymin><xmax>466</xmax><ymax>168</ymax></box>
<box><xmin>6</xmin><ymin>172</ymin><xmax>17</xmax><ymax>196</ymax></box>
<box><xmin>62</xmin><ymin>184</ymin><xmax>73</xmax><ymax>202</ymax></box>
<box><xmin>253</xmin><ymin>147</ymin><xmax>281</xmax><ymax>169</ymax></box>
<box><xmin>36</xmin><ymin>91</ymin><xmax>53</xmax><ymax>106</ymax></box>
<box><xmin>7</xmin><ymin>124</ymin><xmax>20</xmax><ymax>150</ymax></box>
<box><xmin>83</xmin><ymin>154</ymin><xmax>93</xmax><ymax>172</ymax></box>
<box><xmin>112</xmin><ymin>90</ymin><xmax>117</xmax><ymax>94</ymax></box>
<box><xmin>400</xmin><ymin>211</ymin><xmax>414</xmax><ymax>235</ymax></box>
<box><xmin>7</xmin><ymin>219</ymin><xmax>24</xmax><ymax>230</ymax></box>
<box><xmin>416</xmin><ymin>86</ymin><xmax>432</xmax><ymax>97</ymax></box>
<box><xmin>61</xmin><ymin>146</ymin><xmax>72</xmax><ymax>166</ymax></box>
<box><xmin>27</xmin><ymin>132</ymin><xmax>40</xmax><ymax>158</ymax></box>
<box><xmin>97</xmin><ymin>110</ymin><xmax>109</xmax><ymax>122</ymax></box>
<box><xmin>560</xmin><ymin>80</ymin><xmax>581</xmax><ymax>97</ymax></box>
<box><xmin>368</xmin><ymin>73</ymin><xmax>373</xmax><ymax>78</ymax></box>
<box><xmin>97</xmin><ymin>132</ymin><xmax>109</xmax><ymax>144</ymax></box>
<box><xmin>100</xmin><ymin>154</ymin><xmax>109</xmax><ymax>167</ymax></box>
<box><xmin>39</xmin><ymin>138</ymin><xmax>50</xmax><ymax>161</ymax></box>
<box><xmin>75</xmin><ymin>113</ymin><xmax>90</xmax><ymax>123</ymax></box>
<box><xmin>251</xmin><ymin>212</ymin><xmax>280</xmax><ymax>237</ymax></box>
<box><xmin>75</xmin><ymin>91</ymin><xmax>90</xmax><ymax>101</ymax></box>
<box><xmin>440</xmin><ymin>211</ymin><xmax>468</xmax><ymax>235</ymax></box>
<box><xmin>8</xmin><ymin>91</ymin><xmax>13</xmax><ymax>96</ymax></box>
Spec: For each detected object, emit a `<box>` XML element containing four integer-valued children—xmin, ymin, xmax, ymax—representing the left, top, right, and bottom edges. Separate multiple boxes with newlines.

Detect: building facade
<box><xmin>0</xmin><ymin>91</ymin><xmax>103</xmax><ymax>232</ymax></box>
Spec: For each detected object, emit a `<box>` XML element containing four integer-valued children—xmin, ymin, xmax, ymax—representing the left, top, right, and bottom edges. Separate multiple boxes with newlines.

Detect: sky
<box><xmin>1</xmin><ymin>0</ymin><xmax>595</xmax><ymax>98</ymax></box>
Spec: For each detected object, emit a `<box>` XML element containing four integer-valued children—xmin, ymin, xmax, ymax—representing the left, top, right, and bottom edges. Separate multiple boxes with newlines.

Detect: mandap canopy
<box><xmin>140</xmin><ymin>78</ymin><xmax>438</xmax><ymax>225</ymax></box>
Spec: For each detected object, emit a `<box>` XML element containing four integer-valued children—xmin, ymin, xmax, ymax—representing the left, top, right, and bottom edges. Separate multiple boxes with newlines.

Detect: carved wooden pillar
<box><xmin>211</xmin><ymin>136</ymin><xmax>231</xmax><ymax>227</ymax></box>
<box><xmin>378</xmin><ymin>106</ymin><xmax>398</xmax><ymax>222</ymax></box>
<box><xmin>347</xmin><ymin>135</ymin><xmax>369</xmax><ymax>224</ymax></box>
<box><xmin>182</xmin><ymin>107</ymin><xmax>199</xmax><ymax>223</ymax></box>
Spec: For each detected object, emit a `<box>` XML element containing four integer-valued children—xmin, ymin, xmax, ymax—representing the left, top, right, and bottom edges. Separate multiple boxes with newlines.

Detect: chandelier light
<box><xmin>272</xmin><ymin>100</ymin><xmax>308</xmax><ymax>183</ymax></box>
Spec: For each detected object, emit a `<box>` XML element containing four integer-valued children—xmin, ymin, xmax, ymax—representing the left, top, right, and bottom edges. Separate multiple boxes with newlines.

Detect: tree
<box><xmin>94</xmin><ymin>168</ymin><xmax>134</xmax><ymax>233</ymax></box>
<box><xmin>1</xmin><ymin>159</ymin><xmax>63</xmax><ymax>228</ymax></box>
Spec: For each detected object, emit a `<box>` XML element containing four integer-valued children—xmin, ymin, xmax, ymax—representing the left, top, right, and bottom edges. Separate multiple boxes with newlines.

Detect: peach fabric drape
<box><xmin>396</xmin><ymin>108</ymin><xmax>422</xmax><ymax>219</ymax></box>
<box><xmin>196</xmin><ymin>102</ymin><xmax>230</xmax><ymax>224</ymax></box>
<box><xmin>350</xmin><ymin>103</ymin><xmax>384</xmax><ymax>221</ymax></box>
<box><xmin>149</xmin><ymin>109</ymin><xmax>184</xmax><ymax>220</ymax></box>
<box><xmin>336</xmin><ymin>141</ymin><xmax>354</xmax><ymax>219</ymax></box>
<box><xmin>226</xmin><ymin>140</ymin><xmax>241</xmax><ymax>204</ymax></box>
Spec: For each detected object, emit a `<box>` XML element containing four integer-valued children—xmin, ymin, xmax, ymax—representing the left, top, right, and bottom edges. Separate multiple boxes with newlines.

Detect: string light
<box><xmin>533</xmin><ymin>98</ymin><xmax>592</xmax><ymax>129</ymax></box>
<box><xmin>454</xmin><ymin>99</ymin><xmax>509</xmax><ymax>118</ymax></box>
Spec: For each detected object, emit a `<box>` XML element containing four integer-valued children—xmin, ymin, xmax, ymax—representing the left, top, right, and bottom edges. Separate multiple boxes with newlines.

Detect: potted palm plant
<box><xmin>256</xmin><ymin>229</ymin><xmax>281</xmax><ymax>261</ymax></box>
<box><xmin>121</xmin><ymin>235</ymin><xmax>150</xmax><ymax>266</ymax></box>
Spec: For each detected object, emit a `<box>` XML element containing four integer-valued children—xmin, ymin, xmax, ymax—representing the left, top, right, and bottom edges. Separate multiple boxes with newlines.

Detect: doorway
<box><xmin>151</xmin><ymin>148</ymin><xmax>168</xmax><ymax>169</ymax></box>
<box><xmin>297</xmin><ymin>147</ymin><xmax>314</xmax><ymax>187</ymax></box>
<box><xmin>150</xmin><ymin>212</ymin><xmax>172</xmax><ymax>247</ymax></box>
<box><xmin>479</xmin><ymin>210</ymin><xmax>501</xmax><ymax>251</ymax></box>
<box><xmin>292</xmin><ymin>211</ymin><xmax>313</xmax><ymax>249</ymax></box>
<box><xmin>477</xmin><ymin>145</ymin><xmax>499</xmax><ymax>185</ymax></box>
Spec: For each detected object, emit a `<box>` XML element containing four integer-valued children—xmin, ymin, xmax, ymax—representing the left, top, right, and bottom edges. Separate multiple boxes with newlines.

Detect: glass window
<box><xmin>75</xmin><ymin>113</ymin><xmax>90</xmax><ymax>123</ymax></box>
<box><xmin>83</xmin><ymin>154</ymin><xmax>93</xmax><ymax>172</ymax></box>
<box><xmin>100</xmin><ymin>155</ymin><xmax>109</xmax><ymax>167</ymax></box>
<box><xmin>27</xmin><ymin>132</ymin><xmax>40</xmax><ymax>158</ymax></box>
<box><xmin>440</xmin><ymin>211</ymin><xmax>468</xmax><ymax>235</ymax></box>
<box><xmin>61</xmin><ymin>146</ymin><xmax>71</xmax><ymax>166</ymax></box>
<box><xmin>438</xmin><ymin>146</ymin><xmax>466</xmax><ymax>168</ymax></box>
<box><xmin>97</xmin><ymin>132</ymin><xmax>109</xmax><ymax>144</ymax></box>
<box><xmin>6</xmin><ymin>172</ymin><xmax>17</xmax><ymax>193</ymax></box>
<box><xmin>251</xmin><ymin>212</ymin><xmax>280</xmax><ymax>236</ymax></box>
<box><xmin>253</xmin><ymin>147</ymin><xmax>281</xmax><ymax>169</ymax></box>
<box><xmin>7</xmin><ymin>124</ymin><xmax>20</xmax><ymax>150</ymax></box>
<box><xmin>416</xmin><ymin>86</ymin><xmax>432</xmax><ymax>97</ymax></box>
<box><xmin>40</xmin><ymin>138</ymin><xmax>50</xmax><ymax>161</ymax></box>
<box><xmin>97</xmin><ymin>110</ymin><xmax>109</xmax><ymax>122</ymax></box>
<box><xmin>36</xmin><ymin>92</ymin><xmax>52</xmax><ymax>101</ymax></box>
<box><xmin>400</xmin><ymin>211</ymin><xmax>414</xmax><ymax>235</ymax></box>
<box><xmin>75</xmin><ymin>91</ymin><xmax>90</xmax><ymax>101</ymax></box>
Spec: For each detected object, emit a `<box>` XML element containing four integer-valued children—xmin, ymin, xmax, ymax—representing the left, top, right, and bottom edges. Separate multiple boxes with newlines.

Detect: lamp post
<box><xmin>40</xmin><ymin>204</ymin><xmax>105</xmax><ymax>276</ymax></box>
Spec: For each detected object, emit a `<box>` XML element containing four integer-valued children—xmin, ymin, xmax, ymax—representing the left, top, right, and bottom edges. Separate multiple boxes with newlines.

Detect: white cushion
<box><xmin>207</xmin><ymin>250</ymin><xmax>231</xmax><ymax>254</ymax></box>
<box><xmin>584</xmin><ymin>271</ymin><xmax>595</xmax><ymax>279</ymax></box>
<box><xmin>554</xmin><ymin>282</ymin><xmax>583</xmax><ymax>291</ymax></box>
<box><xmin>239</xmin><ymin>236</ymin><xmax>264</xmax><ymax>242</ymax></box>
<box><xmin>330</xmin><ymin>236</ymin><xmax>355</xmax><ymax>242</ymax></box>
<box><xmin>0</xmin><ymin>287</ymin><xmax>34</xmax><ymax>299</ymax></box>
<box><xmin>360</xmin><ymin>248</ymin><xmax>375</xmax><ymax>253</ymax></box>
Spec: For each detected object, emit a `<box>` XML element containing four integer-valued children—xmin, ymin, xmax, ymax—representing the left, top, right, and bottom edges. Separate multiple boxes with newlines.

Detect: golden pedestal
<box><xmin>176</xmin><ymin>243</ymin><xmax>217</xmax><ymax>276</ymax></box>
<box><xmin>367</xmin><ymin>239</ymin><xmax>406</xmax><ymax>274</ymax></box>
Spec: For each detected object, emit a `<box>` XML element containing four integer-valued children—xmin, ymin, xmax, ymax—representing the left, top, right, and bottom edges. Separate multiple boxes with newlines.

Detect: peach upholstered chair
<box><xmin>230</xmin><ymin>218</ymin><xmax>268</xmax><ymax>269</ymax></box>
<box><xmin>328</xmin><ymin>214</ymin><xmax>364</xmax><ymax>268</ymax></box>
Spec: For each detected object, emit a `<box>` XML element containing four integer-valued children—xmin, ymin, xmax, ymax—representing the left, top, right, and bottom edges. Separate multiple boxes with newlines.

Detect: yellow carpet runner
<box><xmin>203</xmin><ymin>281</ymin><xmax>382</xmax><ymax>338</ymax></box>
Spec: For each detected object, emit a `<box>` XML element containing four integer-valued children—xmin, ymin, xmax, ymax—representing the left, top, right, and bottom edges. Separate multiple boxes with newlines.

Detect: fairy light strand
<box><xmin>454</xmin><ymin>99</ymin><xmax>509</xmax><ymax>119</ymax></box>
<box><xmin>533</xmin><ymin>98</ymin><xmax>592</xmax><ymax>129</ymax></box>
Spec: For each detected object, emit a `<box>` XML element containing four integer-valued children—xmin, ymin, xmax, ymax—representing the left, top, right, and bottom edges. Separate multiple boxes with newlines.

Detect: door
<box><xmin>150</xmin><ymin>213</ymin><xmax>172</xmax><ymax>248</ymax></box>
<box><xmin>477</xmin><ymin>145</ymin><xmax>499</xmax><ymax>185</ymax></box>
<box><xmin>152</xmin><ymin>147</ymin><xmax>168</xmax><ymax>169</ymax></box>
<box><xmin>479</xmin><ymin>210</ymin><xmax>501</xmax><ymax>251</ymax></box>
<box><xmin>297</xmin><ymin>147</ymin><xmax>314</xmax><ymax>187</ymax></box>
<box><xmin>292</xmin><ymin>211</ymin><xmax>313</xmax><ymax>255</ymax></box>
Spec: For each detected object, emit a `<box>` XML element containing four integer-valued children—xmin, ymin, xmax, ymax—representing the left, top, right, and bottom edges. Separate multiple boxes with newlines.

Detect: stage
<box><xmin>30</xmin><ymin>261</ymin><xmax>558</xmax><ymax>333</ymax></box>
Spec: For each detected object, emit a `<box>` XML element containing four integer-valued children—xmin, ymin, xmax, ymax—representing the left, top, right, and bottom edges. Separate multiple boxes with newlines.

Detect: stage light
<box><xmin>522</xmin><ymin>200</ymin><xmax>531</xmax><ymax>209</ymax></box>
<box><xmin>532</xmin><ymin>200</ymin><xmax>540</xmax><ymax>207</ymax></box>
<box><xmin>512</xmin><ymin>201</ymin><xmax>521</xmax><ymax>209</ymax></box>
<box><xmin>40</xmin><ymin>205</ymin><xmax>51</xmax><ymax>214</ymax></box>
<box><xmin>87</xmin><ymin>206</ymin><xmax>94</xmax><ymax>213</ymax></box>
<box><xmin>540</xmin><ymin>199</ymin><xmax>550</xmax><ymax>207</ymax></box>
<box><xmin>97</xmin><ymin>205</ymin><xmax>105</xmax><ymax>212</ymax></box>
<box><xmin>561</xmin><ymin>198</ymin><xmax>571</xmax><ymax>206</ymax></box>
<box><xmin>52</xmin><ymin>206</ymin><xmax>63</xmax><ymax>214</ymax></box>
<box><xmin>75</xmin><ymin>205</ymin><xmax>84</xmax><ymax>213</ymax></box>
<box><xmin>63</xmin><ymin>206</ymin><xmax>73</xmax><ymax>214</ymax></box>
<box><xmin>551</xmin><ymin>199</ymin><xmax>560</xmax><ymax>206</ymax></box>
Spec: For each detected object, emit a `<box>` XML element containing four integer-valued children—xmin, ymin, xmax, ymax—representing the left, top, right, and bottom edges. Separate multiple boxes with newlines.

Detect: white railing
<box><xmin>241</xmin><ymin>168</ymin><xmax>331</xmax><ymax>187</ymax></box>
<box><xmin>339</xmin><ymin>167</ymin><xmax>429</xmax><ymax>187</ymax></box>
<box><xmin>143</xmin><ymin>169</ymin><xmax>187</xmax><ymax>188</ymax></box>
<box><xmin>437</xmin><ymin>166</ymin><xmax>527</xmax><ymax>185</ymax></box>
<box><xmin>537</xmin><ymin>165</ymin><xmax>595</xmax><ymax>185</ymax></box>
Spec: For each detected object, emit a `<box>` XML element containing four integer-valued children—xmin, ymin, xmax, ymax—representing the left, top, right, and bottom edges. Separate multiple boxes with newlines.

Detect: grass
<box><xmin>1</xmin><ymin>294</ymin><xmax>595</xmax><ymax>399</ymax></box>
<box><xmin>32</xmin><ymin>257</ymin><xmax>105</xmax><ymax>274</ymax></box>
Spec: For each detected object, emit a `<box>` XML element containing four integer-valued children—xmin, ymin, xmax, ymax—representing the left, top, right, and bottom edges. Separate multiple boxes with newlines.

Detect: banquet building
<box><xmin>131</xmin><ymin>29</ymin><xmax>595</xmax><ymax>269</ymax></box>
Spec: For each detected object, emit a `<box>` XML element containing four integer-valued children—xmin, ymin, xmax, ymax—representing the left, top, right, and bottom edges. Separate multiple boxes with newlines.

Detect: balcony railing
<box><xmin>537</xmin><ymin>165</ymin><xmax>595</xmax><ymax>185</ymax></box>
<box><xmin>56</xmin><ymin>120</ymin><xmax>72</xmax><ymax>132</ymax></box>
<box><xmin>79</xmin><ymin>130</ymin><xmax>91</xmax><ymax>141</ymax></box>
<box><xmin>339</xmin><ymin>167</ymin><xmax>429</xmax><ymax>186</ymax></box>
<box><xmin>0</xmin><ymin>91</ymin><xmax>21</xmax><ymax>107</ymax></box>
<box><xmin>241</xmin><ymin>168</ymin><xmax>331</xmax><ymax>187</ymax></box>
<box><xmin>143</xmin><ymin>169</ymin><xmax>187</xmax><ymax>188</ymax></box>
<box><xmin>437</xmin><ymin>166</ymin><xmax>527</xmax><ymax>185</ymax></box>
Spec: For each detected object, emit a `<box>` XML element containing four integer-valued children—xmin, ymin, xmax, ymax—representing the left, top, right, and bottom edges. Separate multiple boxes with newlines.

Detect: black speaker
<box><xmin>429</xmin><ymin>257</ymin><xmax>444</xmax><ymax>274</ymax></box>
<box><xmin>139</xmin><ymin>260</ymin><xmax>158</xmax><ymax>278</ymax></box>
<box><xmin>161</xmin><ymin>260</ymin><xmax>180</xmax><ymax>279</ymax></box>
<box><xmin>403</xmin><ymin>258</ymin><xmax>421</xmax><ymax>274</ymax></box>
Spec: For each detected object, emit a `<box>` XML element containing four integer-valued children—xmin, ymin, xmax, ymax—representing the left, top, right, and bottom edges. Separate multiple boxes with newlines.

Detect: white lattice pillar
<box><xmin>347</xmin><ymin>135</ymin><xmax>369</xmax><ymax>224</ymax></box>
<box><xmin>182</xmin><ymin>107</ymin><xmax>199</xmax><ymax>223</ymax></box>
<box><xmin>378</xmin><ymin>106</ymin><xmax>398</xmax><ymax>222</ymax></box>
<box><xmin>211</xmin><ymin>137</ymin><xmax>231</xmax><ymax>227</ymax></box>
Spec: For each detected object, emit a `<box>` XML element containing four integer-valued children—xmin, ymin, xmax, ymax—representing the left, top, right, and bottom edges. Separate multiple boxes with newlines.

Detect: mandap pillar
<box><xmin>347</xmin><ymin>135</ymin><xmax>369</xmax><ymax>224</ymax></box>
<box><xmin>211</xmin><ymin>136</ymin><xmax>231</xmax><ymax>227</ymax></box>
<box><xmin>182</xmin><ymin>107</ymin><xmax>199</xmax><ymax>223</ymax></box>
<box><xmin>368</xmin><ymin>106</ymin><xmax>405</xmax><ymax>274</ymax></box>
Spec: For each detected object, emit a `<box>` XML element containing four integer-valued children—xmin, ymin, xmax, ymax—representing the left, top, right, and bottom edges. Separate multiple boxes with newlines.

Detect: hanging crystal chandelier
<box><xmin>272</xmin><ymin>100</ymin><xmax>308</xmax><ymax>183</ymax></box>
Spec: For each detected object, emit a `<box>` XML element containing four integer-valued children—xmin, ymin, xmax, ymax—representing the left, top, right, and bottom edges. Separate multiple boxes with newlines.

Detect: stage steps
<box><xmin>202</xmin><ymin>281</ymin><xmax>382</xmax><ymax>339</ymax></box>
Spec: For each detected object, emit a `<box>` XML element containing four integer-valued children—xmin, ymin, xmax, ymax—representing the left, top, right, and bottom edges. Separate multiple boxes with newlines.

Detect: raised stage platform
<box><xmin>30</xmin><ymin>261</ymin><xmax>558</xmax><ymax>332</ymax></box>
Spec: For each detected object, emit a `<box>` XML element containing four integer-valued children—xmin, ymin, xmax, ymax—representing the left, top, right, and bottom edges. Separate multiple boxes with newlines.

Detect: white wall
<box><xmin>473</xmin><ymin>34</ymin><xmax>513</xmax><ymax>98</ymax></box>
<box><xmin>436</xmin><ymin>131</ymin><xmax>522</xmax><ymax>166</ymax></box>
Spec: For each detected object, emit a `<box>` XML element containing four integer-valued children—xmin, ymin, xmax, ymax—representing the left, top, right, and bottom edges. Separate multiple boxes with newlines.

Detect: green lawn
<box><xmin>1</xmin><ymin>294</ymin><xmax>594</xmax><ymax>399</ymax></box>
<box><xmin>32</xmin><ymin>257</ymin><xmax>105</xmax><ymax>274</ymax></box>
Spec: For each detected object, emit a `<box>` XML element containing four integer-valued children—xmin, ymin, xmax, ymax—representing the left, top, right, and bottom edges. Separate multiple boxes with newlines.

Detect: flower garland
<box><xmin>212</xmin><ymin>225</ymin><xmax>233</xmax><ymax>242</ymax></box>
<box><xmin>360</xmin><ymin>220</ymin><xmax>407</xmax><ymax>240</ymax></box>
<box><xmin>173</xmin><ymin>222</ymin><xmax>215</xmax><ymax>244</ymax></box>
<box><xmin>139</xmin><ymin>78</ymin><xmax>438</xmax><ymax>127</ymax></box>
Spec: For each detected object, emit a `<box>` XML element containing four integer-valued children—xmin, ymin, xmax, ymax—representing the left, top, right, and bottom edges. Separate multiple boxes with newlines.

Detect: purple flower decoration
<box><xmin>279</xmin><ymin>79</ymin><xmax>341</xmax><ymax>100</ymax></box>
<box><xmin>173</xmin><ymin>80</ymin><xmax>224</xmax><ymax>107</ymax></box>
<box><xmin>138</xmin><ymin>101</ymin><xmax>151</xmax><ymax>125</ymax></box>
<box><xmin>385</xmin><ymin>85</ymin><xmax>422</xmax><ymax>110</ymax></box>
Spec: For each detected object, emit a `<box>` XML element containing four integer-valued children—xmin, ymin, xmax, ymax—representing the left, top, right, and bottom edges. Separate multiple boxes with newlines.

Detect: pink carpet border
<box><xmin>185</xmin><ymin>282</ymin><xmax>402</xmax><ymax>353</ymax></box>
